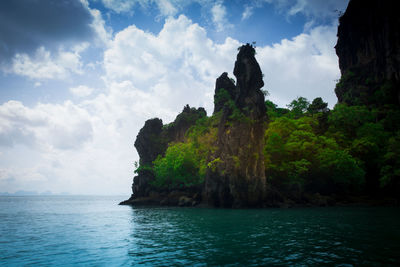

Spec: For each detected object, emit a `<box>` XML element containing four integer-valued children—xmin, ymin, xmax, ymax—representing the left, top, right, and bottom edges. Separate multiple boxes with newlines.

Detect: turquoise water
<box><xmin>0</xmin><ymin>196</ymin><xmax>399</xmax><ymax>266</ymax></box>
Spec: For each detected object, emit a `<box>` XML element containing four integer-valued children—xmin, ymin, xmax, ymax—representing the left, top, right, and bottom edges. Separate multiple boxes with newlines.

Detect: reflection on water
<box><xmin>127</xmin><ymin>207</ymin><xmax>400</xmax><ymax>266</ymax></box>
<box><xmin>0</xmin><ymin>196</ymin><xmax>399</xmax><ymax>266</ymax></box>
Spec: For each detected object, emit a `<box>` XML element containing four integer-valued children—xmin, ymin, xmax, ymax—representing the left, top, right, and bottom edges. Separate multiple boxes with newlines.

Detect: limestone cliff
<box><xmin>205</xmin><ymin>44</ymin><xmax>267</xmax><ymax>208</ymax></box>
<box><xmin>122</xmin><ymin>44</ymin><xmax>267</xmax><ymax>207</ymax></box>
<box><xmin>132</xmin><ymin>118</ymin><xmax>166</xmax><ymax>198</ymax></box>
<box><xmin>335</xmin><ymin>0</ymin><xmax>400</xmax><ymax>106</ymax></box>
<box><xmin>123</xmin><ymin>105</ymin><xmax>206</xmax><ymax>203</ymax></box>
<box><xmin>213</xmin><ymin>72</ymin><xmax>237</xmax><ymax>114</ymax></box>
<box><xmin>164</xmin><ymin>105</ymin><xmax>207</xmax><ymax>142</ymax></box>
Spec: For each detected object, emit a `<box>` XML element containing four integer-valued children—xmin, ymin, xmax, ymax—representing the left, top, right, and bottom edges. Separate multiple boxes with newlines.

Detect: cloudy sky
<box><xmin>0</xmin><ymin>0</ymin><xmax>349</xmax><ymax>195</ymax></box>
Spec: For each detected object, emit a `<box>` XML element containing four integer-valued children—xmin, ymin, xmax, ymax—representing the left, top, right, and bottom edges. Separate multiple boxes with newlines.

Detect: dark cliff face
<box><xmin>132</xmin><ymin>118</ymin><xmax>166</xmax><ymax>197</ymax></box>
<box><xmin>134</xmin><ymin>118</ymin><xmax>166</xmax><ymax>166</ymax></box>
<box><xmin>205</xmin><ymin>44</ymin><xmax>267</xmax><ymax>208</ymax></box>
<box><xmin>213</xmin><ymin>72</ymin><xmax>237</xmax><ymax>114</ymax></box>
<box><xmin>165</xmin><ymin>105</ymin><xmax>207</xmax><ymax>142</ymax></box>
<box><xmin>131</xmin><ymin>105</ymin><xmax>206</xmax><ymax>199</ymax></box>
<box><xmin>335</xmin><ymin>0</ymin><xmax>400</xmax><ymax>106</ymax></box>
<box><xmin>234</xmin><ymin>44</ymin><xmax>266</xmax><ymax>116</ymax></box>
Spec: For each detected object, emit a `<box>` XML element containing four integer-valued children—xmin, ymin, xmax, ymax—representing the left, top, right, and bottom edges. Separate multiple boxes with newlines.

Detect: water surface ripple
<box><xmin>0</xmin><ymin>196</ymin><xmax>399</xmax><ymax>266</ymax></box>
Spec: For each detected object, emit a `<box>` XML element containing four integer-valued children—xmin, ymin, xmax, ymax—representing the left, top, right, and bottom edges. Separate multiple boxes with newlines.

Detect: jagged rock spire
<box><xmin>205</xmin><ymin>43</ymin><xmax>267</xmax><ymax>208</ymax></box>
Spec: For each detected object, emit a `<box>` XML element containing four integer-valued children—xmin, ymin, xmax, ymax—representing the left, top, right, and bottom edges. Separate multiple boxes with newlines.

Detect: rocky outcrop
<box><xmin>131</xmin><ymin>118</ymin><xmax>166</xmax><ymax>199</ymax></box>
<box><xmin>121</xmin><ymin>105</ymin><xmax>206</xmax><ymax>204</ymax></box>
<box><xmin>213</xmin><ymin>72</ymin><xmax>237</xmax><ymax>114</ymax></box>
<box><xmin>164</xmin><ymin>105</ymin><xmax>207</xmax><ymax>142</ymax></box>
<box><xmin>234</xmin><ymin>44</ymin><xmax>266</xmax><ymax>116</ymax></box>
<box><xmin>335</xmin><ymin>0</ymin><xmax>400</xmax><ymax>106</ymax></box>
<box><xmin>122</xmin><ymin>44</ymin><xmax>268</xmax><ymax>208</ymax></box>
<box><xmin>205</xmin><ymin>44</ymin><xmax>267</xmax><ymax>208</ymax></box>
<box><xmin>135</xmin><ymin>118</ymin><xmax>166</xmax><ymax>166</ymax></box>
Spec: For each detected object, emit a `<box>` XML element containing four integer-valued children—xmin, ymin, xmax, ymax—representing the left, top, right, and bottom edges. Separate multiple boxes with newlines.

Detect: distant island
<box><xmin>121</xmin><ymin>0</ymin><xmax>400</xmax><ymax>208</ymax></box>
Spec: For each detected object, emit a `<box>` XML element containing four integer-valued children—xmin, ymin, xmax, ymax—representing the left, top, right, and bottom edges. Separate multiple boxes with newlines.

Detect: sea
<box><xmin>0</xmin><ymin>195</ymin><xmax>399</xmax><ymax>266</ymax></box>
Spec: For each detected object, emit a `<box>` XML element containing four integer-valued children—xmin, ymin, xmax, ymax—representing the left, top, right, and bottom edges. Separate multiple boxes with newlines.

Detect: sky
<box><xmin>0</xmin><ymin>0</ymin><xmax>349</xmax><ymax>195</ymax></box>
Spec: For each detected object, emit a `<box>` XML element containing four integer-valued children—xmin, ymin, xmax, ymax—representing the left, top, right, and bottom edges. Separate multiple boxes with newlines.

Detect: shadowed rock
<box><xmin>205</xmin><ymin>44</ymin><xmax>267</xmax><ymax>208</ymax></box>
<box><xmin>121</xmin><ymin>105</ymin><xmax>206</xmax><ymax>204</ymax></box>
<box><xmin>335</xmin><ymin>0</ymin><xmax>400</xmax><ymax>106</ymax></box>
<box><xmin>164</xmin><ymin>105</ymin><xmax>207</xmax><ymax>142</ymax></box>
<box><xmin>213</xmin><ymin>72</ymin><xmax>237</xmax><ymax>114</ymax></box>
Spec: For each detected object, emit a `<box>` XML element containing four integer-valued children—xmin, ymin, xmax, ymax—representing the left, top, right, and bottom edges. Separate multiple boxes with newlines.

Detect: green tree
<box><xmin>265</xmin><ymin>99</ymin><xmax>289</xmax><ymax>119</ymax></box>
<box><xmin>264</xmin><ymin>114</ymin><xmax>365</xmax><ymax>194</ymax></box>
<box><xmin>152</xmin><ymin>142</ymin><xmax>206</xmax><ymax>189</ymax></box>
<box><xmin>287</xmin><ymin>97</ymin><xmax>310</xmax><ymax>118</ymax></box>
<box><xmin>307</xmin><ymin>97</ymin><xmax>328</xmax><ymax>114</ymax></box>
<box><xmin>380</xmin><ymin>132</ymin><xmax>400</xmax><ymax>190</ymax></box>
<box><xmin>317</xmin><ymin>149</ymin><xmax>365</xmax><ymax>193</ymax></box>
<box><xmin>328</xmin><ymin>104</ymin><xmax>374</xmax><ymax>138</ymax></box>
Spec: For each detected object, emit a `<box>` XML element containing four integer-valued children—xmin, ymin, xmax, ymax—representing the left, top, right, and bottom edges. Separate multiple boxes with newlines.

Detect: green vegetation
<box><xmin>215</xmin><ymin>88</ymin><xmax>250</xmax><ymax>122</ymax></box>
<box><xmin>152</xmin><ymin>142</ymin><xmax>206</xmax><ymax>189</ymax></box>
<box><xmin>380</xmin><ymin>132</ymin><xmax>400</xmax><ymax>188</ymax></box>
<box><xmin>265</xmin><ymin>94</ymin><xmax>400</xmax><ymax>197</ymax></box>
<box><xmin>286</xmin><ymin>97</ymin><xmax>310</xmax><ymax>118</ymax></box>
<box><xmin>264</xmin><ymin>114</ymin><xmax>364</xmax><ymax>195</ymax></box>
<box><xmin>151</xmin><ymin>115</ymin><xmax>219</xmax><ymax>189</ymax></box>
<box><xmin>136</xmin><ymin>85</ymin><xmax>399</xmax><ymax>199</ymax></box>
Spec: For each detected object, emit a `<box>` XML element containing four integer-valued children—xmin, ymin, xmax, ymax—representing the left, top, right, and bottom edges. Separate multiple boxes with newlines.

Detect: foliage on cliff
<box><xmin>151</xmin><ymin>114</ymin><xmax>219</xmax><ymax>189</ymax></box>
<box><xmin>138</xmin><ymin>92</ymin><xmax>399</xmax><ymax>200</ymax></box>
<box><xmin>265</xmin><ymin>100</ymin><xmax>365</xmax><ymax>196</ymax></box>
<box><xmin>265</xmin><ymin>95</ymin><xmax>400</xmax><ymax>197</ymax></box>
<box><xmin>133</xmin><ymin>74</ymin><xmax>399</xmax><ymax>204</ymax></box>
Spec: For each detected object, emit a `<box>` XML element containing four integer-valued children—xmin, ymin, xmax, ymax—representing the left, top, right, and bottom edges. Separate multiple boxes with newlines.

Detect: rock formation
<box><xmin>164</xmin><ymin>105</ymin><xmax>207</xmax><ymax>142</ymax></box>
<box><xmin>121</xmin><ymin>105</ymin><xmax>206</xmax><ymax>204</ymax></box>
<box><xmin>213</xmin><ymin>72</ymin><xmax>237</xmax><ymax>114</ymax></box>
<box><xmin>205</xmin><ymin>44</ymin><xmax>267</xmax><ymax>207</ymax></box>
<box><xmin>121</xmin><ymin>44</ymin><xmax>267</xmax><ymax>207</ymax></box>
<box><xmin>132</xmin><ymin>118</ymin><xmax>166</xmax><ymax>198</ymax></box>
<box><xmin>335</xmin><ymin>0</ymin><xmax>400</xmax><ymax>106</ymax></box>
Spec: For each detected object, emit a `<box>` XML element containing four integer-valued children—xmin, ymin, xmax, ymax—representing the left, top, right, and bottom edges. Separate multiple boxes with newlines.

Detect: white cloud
<box><xmin>103</xmin><ymin>15</ymin><xmax>239</xmax><ymax>112</ymax></box>
<box><xmin>211</xmin><ymin>2</ymin><xmax>232</xmax><ymax>32</ymax></box>
<box><xmin>101</xmin><ymin>0</ymin><xmax>137</xmax><ymax>13</ymax></box>
<box><xmin>70</xmin><ymin>85</ymin><xmax>95</xmax><ymax>97</ymax></box>
<box><xmin>9</xmin><ymin>47</ymin><xmax>84</xmax><ymax>80</ymax></box>
<box><xmin>0</xmin><ymin>0</ymin><xmax>110</xmax><ymax>82</ymax></box>
<box><xmin>89</xmin><ymin>8</ymin><xmax>113</xmax><ymax>46</ymax></box>
<box><xmin>156</xmin><ymin>0</ymin><xmax>178</xmax><ymax>16</ymax></box>
<box><xmin>257</xmin><ymin>23</ymin><xmax>340</xmax><ymax>107</ymax></box>
<box><xmin>242</xmin><ymin>5</ymin><xmax>254</xmax><ymax>20</ymax></box>
<box><xmin>0</xmin><ymin>96</ymin><xmax>126</xmax><ymax>194</ymax></box>
<box><xmin>0</xmin><ymin>100</ymin><xmax>93</xmax><ymax>150</ymax></box>
<box><xmin>0</xmin><ymin>82</ymin><xmax>157</xmax><ymax>194</ymax></box>
<box><xmin>0</xmin><ymin>1</ymin><xmax>110</xmax><ymax>80</ymax></box>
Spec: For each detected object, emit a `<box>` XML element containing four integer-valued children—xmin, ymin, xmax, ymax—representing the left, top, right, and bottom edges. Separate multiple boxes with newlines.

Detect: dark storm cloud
<box><xmin>0</xmin><ymin>0</ymin><xmax>95</xmax><ymax>63</ymax></box>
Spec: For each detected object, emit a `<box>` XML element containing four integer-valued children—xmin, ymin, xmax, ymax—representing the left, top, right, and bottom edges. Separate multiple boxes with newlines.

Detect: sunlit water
<box><xmin>0</xmin><ymin>196</ymin><xmax>399</xmax><ymax>266</ymax></box>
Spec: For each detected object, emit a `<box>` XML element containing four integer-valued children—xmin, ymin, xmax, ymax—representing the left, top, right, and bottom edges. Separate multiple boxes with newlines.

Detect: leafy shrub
<box><xmin>152</xmin><ymin>142</ymin><xmax>206</xmax><ymax>189</ymax></box>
